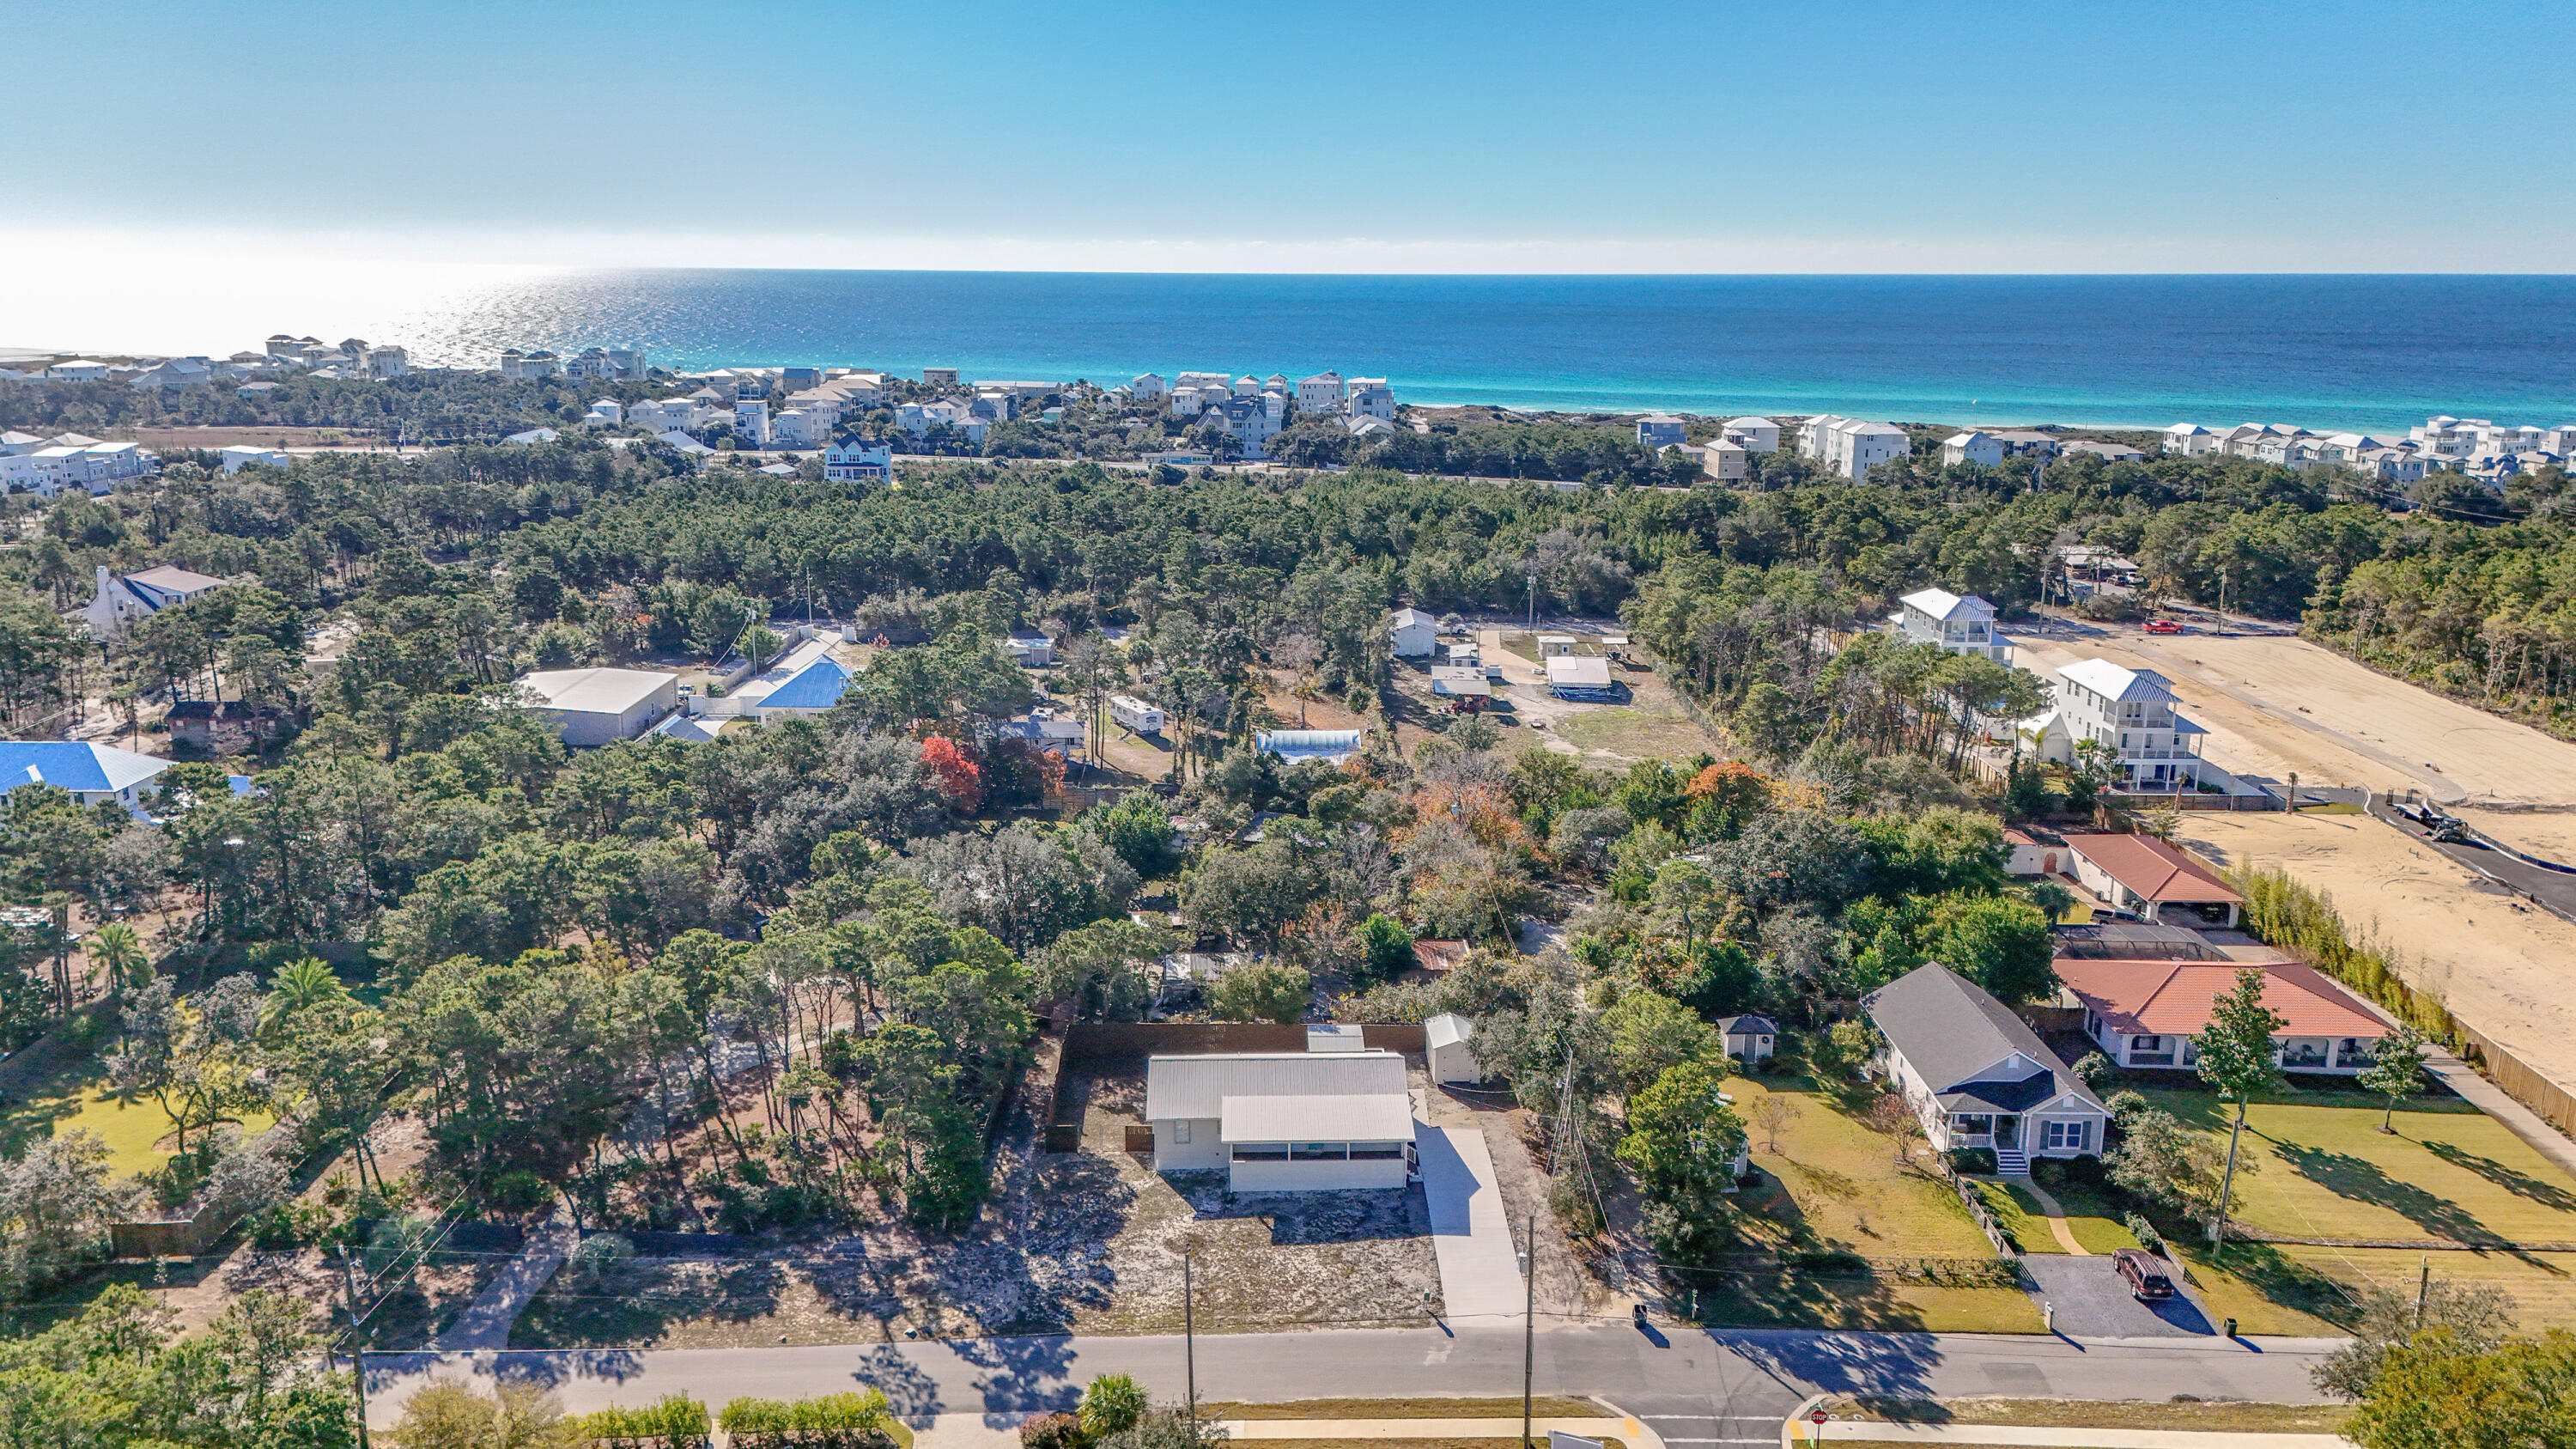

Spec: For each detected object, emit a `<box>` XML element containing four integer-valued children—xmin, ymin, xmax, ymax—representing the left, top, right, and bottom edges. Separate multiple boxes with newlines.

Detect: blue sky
<box><xmin>9</xmin><ymin>0</ymin><xmax>2575</xmax><ymax>271</ymax></box>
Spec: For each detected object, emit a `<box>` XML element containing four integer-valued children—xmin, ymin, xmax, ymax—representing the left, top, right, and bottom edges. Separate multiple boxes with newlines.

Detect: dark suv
<box><xmin>2114</xmin><ymin>1248</ymin><xmax>2176</xmax><ymax>1301</ymax></box>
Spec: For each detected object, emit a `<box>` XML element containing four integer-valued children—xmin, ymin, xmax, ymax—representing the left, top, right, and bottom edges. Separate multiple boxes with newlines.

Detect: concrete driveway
<box><xmin>2020</xmin><ymin>1255</ymin><xmax>2216</xmax><ymax>1339</ymax></box>
<box><xmin>1415</xmin><ymin>1123</ymin><xmax>1527</xmax><ymax>1321</ymax></box>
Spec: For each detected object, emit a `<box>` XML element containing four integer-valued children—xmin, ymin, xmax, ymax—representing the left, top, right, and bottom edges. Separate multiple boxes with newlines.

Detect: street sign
<box><xmin>1809</xmin><ymin>1410</ymin><xmax>1830</xmax><ymax>1426</ymax></box>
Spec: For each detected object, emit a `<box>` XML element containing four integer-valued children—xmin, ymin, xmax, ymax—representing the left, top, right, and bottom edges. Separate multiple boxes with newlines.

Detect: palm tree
<box><xmin>88</xmin><ymin>921</ymin><xmax>150</xmax><ymax>993</ymax></box>
<box><xmin>263</xmin><ymin>957</ymin><xmax>343</xmax><ymax>1028</ymax></box>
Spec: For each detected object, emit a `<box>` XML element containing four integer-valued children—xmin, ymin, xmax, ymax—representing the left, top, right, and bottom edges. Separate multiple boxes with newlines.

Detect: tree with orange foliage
<box><xmin>920</xmin><ymin>736</ymin><xmax>981</xmax><ymax>813</ymax></box>
<box><xmin>1684</xmin><ymin>760</ymin><xmax>1771</xmax><ymax>843</ymax></box>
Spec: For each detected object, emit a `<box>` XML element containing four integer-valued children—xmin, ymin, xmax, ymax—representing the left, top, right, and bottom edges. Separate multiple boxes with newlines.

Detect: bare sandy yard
<box><xmin>2017</xmin><ymin>619</ymin><xmax>2576</xmax><ymax>844</ymax></box>
<box><xmin>2176</xmin><ymin>810</ymin><xmax>2576</xmax><ymax>1098</ymax></box>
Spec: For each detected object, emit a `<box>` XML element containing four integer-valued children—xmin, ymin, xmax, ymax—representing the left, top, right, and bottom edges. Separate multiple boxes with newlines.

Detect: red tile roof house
<box><xmin>2060</xmin><ymin>831</ymin><xmax>2244</xmax><ymax>927</ymax></box>
<box><xmin>2056</xmin><ymin>958</ymin><xmax>2391</xmax><ymax>1074</ymax></box>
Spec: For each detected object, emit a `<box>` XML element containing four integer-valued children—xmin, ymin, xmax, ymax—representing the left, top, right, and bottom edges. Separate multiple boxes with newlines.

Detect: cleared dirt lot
<box><xmin>2017</xmin><ymin>618</ymin><xmax>2576</xmax><ymax>845</ymax></box>
<box><xmin>2177</xmin><ymin>809</ymin><xmax>2576</xmax><ymax>1099</ymax></box>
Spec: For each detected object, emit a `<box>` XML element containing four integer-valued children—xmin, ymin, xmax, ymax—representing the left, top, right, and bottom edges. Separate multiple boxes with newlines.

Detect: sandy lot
<box><xmin>2017</xmin><ymin>618</ymin><xmax>2576</xmax><ymax>814</ymax></box>
<box><xmin>2177</xmin><ymin>810</ymin><xmax>2576</xmax><ymax>1098</ymax></box>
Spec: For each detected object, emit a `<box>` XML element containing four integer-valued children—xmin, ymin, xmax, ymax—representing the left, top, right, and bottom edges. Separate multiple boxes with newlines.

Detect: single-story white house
<box><xmin>1144</xmin><ymin>1050</ymin><xmax>1415</xmax><ymax>1191</ymax></box>
<box><xmin>2056</xmin><ymin>958</ymin><xmax>2392</xmax><ymax>1075</ymax></box>
<box><xmin>1716</xmin><ymin>1014</ymin><xmax>1777</xmax><ymax>1063</ymax></box>
<box><xmin>1426</xmin><ymin>1013</ymin><xmax>1479</xmax><ymax>1083</ymax></box>
<box><xmin>1863</xmin><ymin>961</ymin><xmax>2109</xmax><ymax>1173</ymax></box>
<box><xmin>515</xmin><ymin>667</ymin><xmax>681</xmax><ymax>746</ymax></box>
<box><xmin>1389</xmin><ymin>607</ymin><xmax>1438</xmax><ymax>659</ymax></box>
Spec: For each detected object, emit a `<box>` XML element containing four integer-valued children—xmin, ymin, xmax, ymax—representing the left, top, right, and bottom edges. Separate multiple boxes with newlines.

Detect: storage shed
<box><xmin>1426</xmin><ymin>1014</ymin><xmax>1480</xmax><ymax>1084</ymax></box>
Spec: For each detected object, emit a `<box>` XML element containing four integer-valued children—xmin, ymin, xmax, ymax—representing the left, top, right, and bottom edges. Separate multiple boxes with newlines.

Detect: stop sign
<box><xmin>1810</xmin><ymin>1410</ymin><xmax>1830</xmax><ymax>1426</ymax></box>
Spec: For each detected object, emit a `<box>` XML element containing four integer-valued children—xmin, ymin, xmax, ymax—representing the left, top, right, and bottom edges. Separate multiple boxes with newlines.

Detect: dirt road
<box><xmin>2178</xmin><ymin>809</ymin><xmax>2576</xmax><ymax>1098</ymax></box>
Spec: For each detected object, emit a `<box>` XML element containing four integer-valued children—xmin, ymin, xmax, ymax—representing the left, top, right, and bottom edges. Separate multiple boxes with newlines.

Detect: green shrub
<box><xmin>1947</xmin><ymin>1147</ymin><xmax>1996</xmax><ymax>1175</ymax></box>
<box><xmin>1078</xmin><ymin>1374</ymin><xmax>1148</xmax><ymax>1440</ymax></box>
<box><xmin>2123</xmin><ymin>1211</ymin><xmax>2164</xmax><ymax>1253</ymax></box>
<box><xmin>719</xmin><ymin>1390</ymin><xmax>894</xmax><ymax>1448</ymax></box>
<box><xmin>573</xmin><ymin>1393</ymin><xmax>711</xmax><ymax>1447</ymax></box>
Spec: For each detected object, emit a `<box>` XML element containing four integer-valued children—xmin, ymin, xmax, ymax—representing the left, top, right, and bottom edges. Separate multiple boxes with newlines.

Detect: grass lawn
<box><xmin>1</xmin><ymin>1035</ymin><xmax>277</xmax><ymax>1181</ymax></box>
<box><xmin>1823</xmin><ymin>1397</ymin><xmax>2353</xmax><ymax>1433</ymax></box>
<box><xmin>2269</xmin><ymin>1245</ymin><xmax>2576</xmax><ymax>1332</ymax></box>
<box><xmin>2134</xmin><ymin>1087</ymin><xmax>2576</xmax><ymax>1246</ymax></box>
<box><xmin>1973</xmin><ymin>1182</ymin><xmax>2057</xmax><ymax>1253</ymax></box>
<box><xmin>1699</xmin><ymin>1075</ymin><xmax>2043</xmax><ymax>1334</ymax></box>
<box><xmin>1552</xmin><ymin>697</ymin><xmax>1717</xmax><ymax>762</ymax></box>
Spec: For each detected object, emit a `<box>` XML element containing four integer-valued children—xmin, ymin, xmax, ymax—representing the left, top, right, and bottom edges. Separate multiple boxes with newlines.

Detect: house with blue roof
<box><xmin>0</xmin><ymin>741</ymin><xmax>171</xmax><ymax>812</ymax></box>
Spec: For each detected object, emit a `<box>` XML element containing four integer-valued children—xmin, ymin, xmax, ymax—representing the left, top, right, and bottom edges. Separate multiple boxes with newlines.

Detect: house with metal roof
<box><xmin>0</xmin><ymin>740</ymin><xmax>170</xmax><ymax>813</ymax></box>
<box><xmin>514</xmin><ymin>667</ymin><xmax>680</xmax><ymax>746</ymax></box>
<box><xmin>1388</xmin><ymin>607</ymin><xmax>1438</xmax><ymax>659</ymax></box>
<box><xmin>70</xmin><ymin>563</ymin><xmax>229</xmax><ymax>639</ymax></box>
<box><xmin>1545</xmin><ymin>655</ymin><xmax>1616</xmax><ymax>700</ymax></box>
<box><xmin>1144</xmin><ymin>1050</ymin><xmax>1414</xmax><ymax>1190</ymax></box>
<box><xmin>1256</xmin><ymin>729</ymin><xmax>1364</xmax><ymax>765</ymax></box>
<box><xmin>1864</xmin><ymin>962</ymin><xmax>2108</xmax><ymax>1174</ymax></box>
<box><xmin>2057</xmin><ymin>958</ymin><xmax>2390</xmax><ymax>1075</ymax></box>
<box><xmin>2021</xmin><ymin>659</ymin><xmax>2216</xmax><ymax>795</ymax></box>
<box><xmin>1889</xmin><ymin>588</ymin><xmax>2012</xmax><ymax>663</ymax></box>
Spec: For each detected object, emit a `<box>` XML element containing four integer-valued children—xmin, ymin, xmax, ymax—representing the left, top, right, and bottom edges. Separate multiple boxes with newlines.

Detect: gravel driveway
<box><xmin>2020</xmin><ymin>1255</ymin><xmax>2217</xmax><ymax>1338</ymax></box>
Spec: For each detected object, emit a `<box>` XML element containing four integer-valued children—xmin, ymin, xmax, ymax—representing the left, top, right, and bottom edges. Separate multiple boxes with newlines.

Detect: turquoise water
<box><xmin>392</xmin><ymin>271</ymin><xmax>2576</xmax><ymax>432</ymax></box>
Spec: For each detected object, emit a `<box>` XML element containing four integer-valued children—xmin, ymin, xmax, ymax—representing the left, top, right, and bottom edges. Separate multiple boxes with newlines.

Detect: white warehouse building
<box><xmin>515</xmin><ymin>667</ymin><xmax>681</xmax><ymax>746</ymax></box>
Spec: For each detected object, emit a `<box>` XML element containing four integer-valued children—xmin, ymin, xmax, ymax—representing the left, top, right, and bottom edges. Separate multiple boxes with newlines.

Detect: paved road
<box><xmin>362</xmin><ymin>1323</ymin><xmax>2339</xmax><ymax>1431</ymax></box>
<box><xmin>1417</xmin><ymin>1123</ymin><xmax>1527</xmax><ymax>1320</ymax></box>
<box><xmin>2354</xmin><ymin>789</ymin><xmax>2576</xmax><ymax>925</ymax></box>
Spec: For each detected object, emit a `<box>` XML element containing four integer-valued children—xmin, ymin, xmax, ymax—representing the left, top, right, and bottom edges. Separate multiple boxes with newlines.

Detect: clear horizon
<box><xmin>6</xmin><ymin>0</ymin><xmax>2572</xmax><ymax>310</ymax></box>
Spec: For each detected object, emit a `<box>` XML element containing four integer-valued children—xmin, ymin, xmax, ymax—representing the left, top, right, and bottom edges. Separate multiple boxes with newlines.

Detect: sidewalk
<box><xmin>2423</xmin><ymin>1050</ymin><xmax>2576</xmax><ymax>1184</ymax></box>
<box><xmin>1812</xmin><ymin>1426</ymin><xmax>2344</xmax><ymax>1449</ymax></box>
<box><xmin>429</xmin><ymin>1220</ymin><xmax>574</xmax><ymax>1350</ymax></box>
<box><xmin>1227</xmin><ymin>1417</ymin><xmax>1655</xmax><ymax>1447</ymax></box>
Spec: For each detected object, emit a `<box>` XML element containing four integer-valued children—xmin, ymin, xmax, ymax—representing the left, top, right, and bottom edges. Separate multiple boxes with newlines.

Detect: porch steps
<box><xmin>1994</xmin><ymin>1148</ymin><xmax>2031</xmax><ymax>1177</ymax></box>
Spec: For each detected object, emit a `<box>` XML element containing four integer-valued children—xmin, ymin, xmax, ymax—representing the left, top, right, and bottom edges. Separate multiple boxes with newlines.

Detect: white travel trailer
<box><xmin>1111</xmin><ymin>694</ymin><xmax>1167</xmax><ymax>734</ymax></box>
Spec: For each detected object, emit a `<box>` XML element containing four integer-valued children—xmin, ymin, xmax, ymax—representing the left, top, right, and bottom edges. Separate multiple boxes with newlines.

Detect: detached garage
<box><xmin>1145</xmin><ymin>1051</ymin><xmax>1415</xmax><ymax>1191</ymax></box>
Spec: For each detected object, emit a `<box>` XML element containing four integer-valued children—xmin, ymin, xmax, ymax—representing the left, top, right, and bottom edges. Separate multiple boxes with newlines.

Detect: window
<box><xmin>1291</xmin><ymin>1142</ymin><xmax>1348</xmax><ymax>1160</ymax></box>
<box><xmin>2044</xmin><ymin>1120</ymin><xmax>2087</xmax><ymax>1151</ymax></box>
<box><xmin>1348</xmin><ymin>1142</ymin><xmax>1405</xmax><ymax>1160</ymax></box>
<box><xmin>1172</xmin><ymin>1121</ymin><xmax>1189</xmax><ymax>1145</ymax></box>
<box><xmin>1230</xmin><ymin>1142</ymin><xmax>1287</xmax><ymax>1161</ymax></box>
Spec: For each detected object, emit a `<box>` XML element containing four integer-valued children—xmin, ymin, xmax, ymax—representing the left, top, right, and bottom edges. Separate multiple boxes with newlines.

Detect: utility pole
<box><xmin>1183</xmin><ymin>1251</ymin><xmax>1198</xmax><ymax>1439</ymax></box>
<box><xmin>1520</xmin><ymin>1208</ymin><xmax>1537</xmax><ymax>1449</ymax></box>
<box><xmin>342</xmin><ymin>1252</ymin><xmax>372</xmax><ymax>1449</ymax></box>
<box><xmin>2415</xmin><ymin>1255</ymin><xmax>2430</xmax><ymax>1332</ymax></box>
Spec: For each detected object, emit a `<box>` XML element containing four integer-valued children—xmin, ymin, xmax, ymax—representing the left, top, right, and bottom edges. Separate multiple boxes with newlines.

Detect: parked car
<box><xmin>2114</xmin><ymin>1247</ymin><xmax>2176</xmax><ymax>1300</ymax></box>
<box><xmin>2142</xmin><ymin>618</ymin><xmax>2186</xmax><ymax>635</ymax></box>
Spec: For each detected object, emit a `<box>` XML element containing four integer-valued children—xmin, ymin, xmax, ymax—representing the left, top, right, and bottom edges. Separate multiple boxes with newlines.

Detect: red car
<box><xmin>2142</xmin><ymin>618</ymin><xmax>2186</xmax><ymax>635</ymax></box>
<box><xmin>2114</xmin><ymin>1248</ymin><xmax>2176</xmax><ymax>1301</ymax></box>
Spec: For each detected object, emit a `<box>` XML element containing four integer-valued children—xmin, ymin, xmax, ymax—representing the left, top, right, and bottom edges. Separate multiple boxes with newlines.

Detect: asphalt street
<box><xmin>362</xmin><ymin>1321</ymin><xmax>2340</xmax><ymax>1432</ymax></box>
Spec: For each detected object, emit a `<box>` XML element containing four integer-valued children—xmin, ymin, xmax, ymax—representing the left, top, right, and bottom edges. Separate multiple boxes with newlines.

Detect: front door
<box><xmin>1994</xmin><ymin>1116</ymin><xmax>2020</xmax><ymax>1148</ymax></box>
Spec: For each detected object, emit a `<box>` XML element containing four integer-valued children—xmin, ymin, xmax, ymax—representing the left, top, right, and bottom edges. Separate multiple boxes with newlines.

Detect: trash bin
<box><xmin>2223</xmin><ymin>1317</ymin><xmax>2238</xmax><ymax>1339</ymax></box>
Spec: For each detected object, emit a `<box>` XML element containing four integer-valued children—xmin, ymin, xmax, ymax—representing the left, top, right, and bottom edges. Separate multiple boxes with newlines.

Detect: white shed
<box><xmin>1145</xmin><ymin>1051</ymin><xmax>1414</xmax><ymax>1191</ymax></box>
<box><xmin>1426</xmin><ymin>1014</ymin><xmax>1480</xmax><ymax>1084</ymax></box>
<box><xmin>1389</xmin><ymin>607</ymin><xmax>1438</xmax><ymax>659</ymax></box>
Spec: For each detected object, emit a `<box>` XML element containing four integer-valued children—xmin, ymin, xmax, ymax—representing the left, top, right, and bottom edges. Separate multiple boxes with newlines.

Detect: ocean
<box><xmin>385</xmin><ymin>272</ymin><xmax>2576</xmax><ymax>433</ymax></box>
